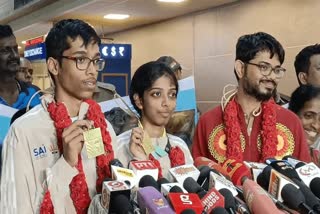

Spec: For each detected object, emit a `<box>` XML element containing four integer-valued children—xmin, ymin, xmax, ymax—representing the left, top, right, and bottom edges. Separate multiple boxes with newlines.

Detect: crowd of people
<box><xmin>0</xmin><ymin>18</ymin><xmax>319</xmax><ymax>213</ymax></box>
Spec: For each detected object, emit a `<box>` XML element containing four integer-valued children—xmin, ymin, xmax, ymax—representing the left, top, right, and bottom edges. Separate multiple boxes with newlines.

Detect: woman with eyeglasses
<box><xmin>115</xmin><ymin>61</ymin><xmax>193</xmax><ymax>180</ymax></box>
<box><xmin>289</xmin><ymin>85</ymin><xmax>320</xmax><ymax>165</ymax></box>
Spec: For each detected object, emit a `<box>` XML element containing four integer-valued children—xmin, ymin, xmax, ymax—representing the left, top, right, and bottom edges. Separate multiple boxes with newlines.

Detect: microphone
<box><xmin>256</xmin><ymin>165</ymin><xmax>272</xmax><ymax>190</ymax></box>
<box><xmin>110</xmin><ymin>158</ymin><xmax>124</xmax><ymax>168</ymax></box>
<box><xmin>281</xmin><ymin>183</ymin><xmax>316</xmax><ymax>214</ymax></box>
<box><xmin>218</xmin><ymin>188</ymin><xmax>236</xmax><ymax>214</ymax></box>
<box><xmin>158</xmin><ymin>177</ymin><xmax>188</xmax><ymax>196</ymax></box>
<box><xmin>138</xmin><ymin>175</ymin><xmax>160</xmax><ymax>191</ymax></box>
<box><xmin>310</xmin><ymin>177</ymin><xmax>320</xmax><ymax>199</ymax></box>
<box><xmin>129</xmin><ymin>160</ymin><xmax>159</xmax><ymax>183</ymax></box>
<box><xmin>282</xmin><ymin>155</ymin><xmax>306</xmax><ymax>168</ymax></box>
<box><xmin>268</xmin><ymin>160</ymin><xmax>320</xmax><ymax>212</ymax></box>
<box><xmin>296</xmin><ymin>162</ymin><xmax>320</xmax><ymax>186</ymax></box>
<box><xmin>194</xmin><ymin>156</ymin><xmax>230</xmax><ymax>179</ymax></box>
<box><xmin>181</xmin><ymin>208</ymin><xmax>197</xmax><ymax>214</ymax></box>
<box><xmin>183</xmin><ymin>177</ymin><xmax>225</xmax><ymax>213</ymax></box>
<box><xmin>111</xmin><ymin>165</ymin><xmax>136</xmax><ymax>188</ymax></box>
<box><xmin>210</xmin><ymin>207</ymin><xmax>229</xmax><ymax>214</ymax></box>
<box><xmin>167</xmin><ymin>193</ymin><xmax>204</xmax><ymax>214</ymax></box>
<box><xmin>208</xmin><ymin>170</ymin><xmax>238</xmax><ymax>197</ymax></box>
<box><xmin>243</xmin><ymin>161</ymin><xmax>267</xmax><ymax>181</ymax></box>
<box><xmin>101</xmin><ymin>180</ymin><xmax>131</xmax><ymax>212</ymax></box>
<box><xmin>242</xmin><ymin>178</ymin><xmax>282</xmax><ymax>214</ymax></box>
<box><xmin>112</xmin><ymin>194</ymin><xmax>134</xmax><ymax>214</ymax></box>
<box><xmin>169</xmin><ymin>164</ymin><xmax>200</xmax><ymax>184</ymax></box>
<box><xmin>220</xmin><ymin>159</ymin><xmax>251</xmax><ymax>186</ymax></box>
<box><xmin>137</xmin><ymin>186</ymin><xmax>175</xmax><ymax>214</ymax></box>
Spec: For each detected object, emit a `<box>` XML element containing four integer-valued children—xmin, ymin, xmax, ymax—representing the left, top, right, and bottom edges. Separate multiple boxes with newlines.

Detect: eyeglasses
<box><xmin>61</xmin><ymin>56</ymin><xmax>105</xmax><ymax>71</ymax></box>
<box><xmin>246</xmin><ymin>62</ymin><xmax>286</xmax><ymax>78</ymax></box>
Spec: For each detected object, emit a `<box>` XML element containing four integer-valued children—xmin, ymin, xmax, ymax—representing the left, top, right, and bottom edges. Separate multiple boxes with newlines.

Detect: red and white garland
<box><xmin>40</xmin><ymin>99</ymin><xmax>114</xmax><ymax>214</ymax></box>
<box><xmin>223</xmin><ymin>97</ymin><xmax>277</xmax><ymax>162</ymax></box>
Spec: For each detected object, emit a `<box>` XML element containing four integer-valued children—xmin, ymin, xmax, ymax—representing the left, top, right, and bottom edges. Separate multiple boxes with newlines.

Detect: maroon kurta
<box><xmin>192</xmin><ymin>101</ymin><xmax>311</xmax><ymax>163</ymax></box>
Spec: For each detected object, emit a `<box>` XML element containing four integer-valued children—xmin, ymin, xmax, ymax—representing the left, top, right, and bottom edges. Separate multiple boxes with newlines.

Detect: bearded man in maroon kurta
<box><xmin>192</xmin><ymin>32</ymin><xmax>311</xmax><ymax>163</ymax></box>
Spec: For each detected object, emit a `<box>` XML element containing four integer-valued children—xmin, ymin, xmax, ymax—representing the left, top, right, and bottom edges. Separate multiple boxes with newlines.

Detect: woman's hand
<box><xmin>129</xmin><ymin>127</ymin><xmax>147</xmax><ymax>160</ymax></box>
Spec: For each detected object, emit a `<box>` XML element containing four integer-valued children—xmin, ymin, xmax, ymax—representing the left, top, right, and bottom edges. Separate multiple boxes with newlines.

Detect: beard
<box><xmin>242</xmin><ymin>70</ymin><xmax>276</xmax><ymax>102</ymax></box>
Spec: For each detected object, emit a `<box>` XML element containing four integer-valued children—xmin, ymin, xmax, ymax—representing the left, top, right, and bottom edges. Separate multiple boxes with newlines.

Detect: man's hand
<box><xmin>62</xmin><ymin>120</ymin><xmax>93</xmax><ymax>167</ymax></box>
<box><xmin>129</xmin><ymin>127</ymin><xmax>147</xmax><ymax>160</ymax></box>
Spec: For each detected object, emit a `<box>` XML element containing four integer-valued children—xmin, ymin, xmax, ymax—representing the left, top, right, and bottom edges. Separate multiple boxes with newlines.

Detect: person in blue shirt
<box><xmin>0</xmin><ymin>25</ymin><xmax>41</xmax><ymax>175</ymax></box>
<box><xmin>0</xmin><ymin>25</ymin><xmax>41</xmax><ymax>109</ymax></box>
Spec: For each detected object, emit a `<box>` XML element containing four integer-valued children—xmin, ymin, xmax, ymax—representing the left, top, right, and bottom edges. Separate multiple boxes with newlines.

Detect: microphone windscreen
<box><xmin>112</xmin><ymin>194</ymin><xmax>133</xmax><ymax>214</ymax></box>
<box><xmin>194</xmin><ymin>156</ymin><xmax>230</xmax><ymax>178</ymax></box>
<box><xmin>295</xmin><ymin>162</ymin><xmax>306</xmax><ymax>169</ymax></box>
<box><xmin>281</xmin><ymin>183</ymin><xmax>305</xmax><ymax>210</ymax></box>
<box><xmin>181</xmin><ymin>208</ymin><xmax>197</xmax><ymax>214</ymax></box>
<box><xmin>139</xmin><ymin>175</ymin><xmax>159</xmax><ymax>190</ymax></box>
<box><xmin>210</xmin><ymin>207</ymin><xmax>229</xmax><ymax>214</ymax></box>
<box><xmin>110</xmin><ymin>158</ymin><xmax>124</xmax><ymax>168</ymax></box>
<box><xmin>169</xmin><ymin>185</ymin><xmax>184</xmax><ymax>193</ymax></box>
<box><xmin>256</xmin><ymin>166</ymin><xmax>272</xmax><ymax>190</ymax></box>
<box><xmin>218</xmin><ymin>188</ymin><xmax>236</xmax><ymax>210</ymax></box>
<box><xmin>268</xmin><ymin>160</ymin><xmax>301</xmax><ymax>181</ymax></box>
<box><xmin>221</xmin><ymin>159</ymin><xmax>251</xmax><ymax>185</ymax></box>
<box><xmin>310</xmin><ymin>177</ymin><xmax>320</xmax><ymax>198</ymax></box>
<box><xmin>183</xmin><ymin>177</ymin><xmax>203</xmax><ymax>194</ymax></box>
<box><xmin>158</xmin><ymin>177</ymin><xmax>170</xmax><ymax>186</ymax></box>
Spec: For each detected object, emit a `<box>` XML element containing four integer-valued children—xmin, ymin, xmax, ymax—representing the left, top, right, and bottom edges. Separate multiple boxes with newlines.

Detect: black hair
<box><xmin>129</xmin><ymin>61</ymin><xmax>179</xmax><ymax>116</ymax></box>
<box><xmin>234</xmin><ymin>32</ymin><xmax>285</xmax><ymax>80</ymax></box>
<box><xmin>45</xmin><ymin>19</ymin><xmax>100</xmax><ymax>82</ymax></box>
<box><xmin>289</xmin><ymin>85</ymin><xmax>320</xmax><ymax>114</ymax></box>
<box><xmin>0</xmin><ymin>25</ymin><xmax>14</xmax><ymax>39</ymax></box>
<box><xmin>294</xmin><ymin>44</ymin><xmax>320</xmax><ymax>85</ymax></box>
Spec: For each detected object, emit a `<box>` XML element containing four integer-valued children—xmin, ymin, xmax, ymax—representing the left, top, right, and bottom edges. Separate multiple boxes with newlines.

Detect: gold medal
<box><xmin>138</xmin><ymin>120</ymin><xmax>154</xmax><ymax>156</ymax></box>
<box><xmin>83</xmin><ymin>127</ymin><xmax>104</xmax><ymax>158</ymax></box>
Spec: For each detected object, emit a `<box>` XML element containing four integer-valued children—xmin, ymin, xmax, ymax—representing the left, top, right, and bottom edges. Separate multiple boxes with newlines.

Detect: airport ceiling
<box><xmin>1</xmin><ymin>0</ymin><xmax>237</xmax><ymax>51</ymax></box>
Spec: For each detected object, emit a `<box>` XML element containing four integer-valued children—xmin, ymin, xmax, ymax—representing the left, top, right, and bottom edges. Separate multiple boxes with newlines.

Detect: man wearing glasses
<box><xmin>1</xmin><ymin>19</ymin><xmax>117</xmax><ymax>213</ymax></box>
<box><xmin>192</xmin><ymin>32</ymin><xmax>311</xmax><ymax>164</ymax></box>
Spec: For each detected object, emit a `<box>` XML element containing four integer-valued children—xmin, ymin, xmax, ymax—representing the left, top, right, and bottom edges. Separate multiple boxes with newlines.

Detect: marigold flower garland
<box><xmin>223</xmin><ymin>98</ymin><xmax>277</xmax><ymax>162</ymax></box>
<box><xmin>40</xmin><ymin>99</ymin><xmax>114</xmax><ymax>214</ymax></box>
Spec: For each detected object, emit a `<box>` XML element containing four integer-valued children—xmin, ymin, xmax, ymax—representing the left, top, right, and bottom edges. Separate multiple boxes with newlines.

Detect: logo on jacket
<box><xmin>33</xmin><ymin>145</ymin><xmax>47</xmax><ymax>159</ymax></box>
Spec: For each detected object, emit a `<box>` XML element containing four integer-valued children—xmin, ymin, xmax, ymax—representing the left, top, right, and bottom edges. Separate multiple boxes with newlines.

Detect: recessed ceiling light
<box><xmin>104</xmin><ymin>14</ymin><xmax>129</xmax><ymax>20</ymax></box>
<box><xmin>158</xmin><ymin>0</ymin><xmax>186</xmax><ymax>2</ymax></box>
<box><xmin>21</xmin><ymin>41</ymin><xmax>26</xmax><ymax>44</ymax></box>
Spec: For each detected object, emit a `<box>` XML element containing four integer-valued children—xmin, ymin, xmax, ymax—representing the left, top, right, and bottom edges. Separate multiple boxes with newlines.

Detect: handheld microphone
<box><xmin>268</xmin><ymin>160</ymin><xmax>320</xmax><ymax>212</ymax></box>
<box><xmin>243</xmin><ymin>161</ymin><xmax>267</xmax><ymax>181</ymax></box>
<box><xmin>101</xmin><ymin>180</ymin><xmax>131</xmax><ymax>212</ymax></box>
<box><xmin>210</xmin><ymin>207</ymin><xmax>229</xmax><ymax>214</ymax></box>
<box><xmin>110</xmin><ymin>158</ymin><xmax>124</xmax><ymax>168</ymax></box>
<box><xmin>138</xmin><ymin>175</ymin><xmax>160</xmax><ymax>191</ymax></box>
<box><xmin>281</xmin><ymin>183</ymin><xmax>316</xmax><ymax>214</ymax></box>
<box><xmin>112</xmin><ymin>194</ymin><xmax>134</xmax><ymax>214</ymax></box>
<box><xmin>194</xmin><ymin>156</ymin><xmax>230</xmax><ymax>179</ymax></box>
<box><xmin>296</xmin><ymin>162</ymin><xmax>320</xmax><ymax>186</ymax></box>
<box><xmin>181</xmin><ymin>208</ymin><xmax>197</xmax><ymax>214</ymax></box>
<box><xmin>183</xmin><ymin>177</ymin><xmax>225</xmax><ymax>213</ymax></box>
<box><xmin>167</xmin><ymin>193</ymin><xmax>204</xmax><ymax>214</ymax></box>
<box><xmin>208</xmin><ymin>171</ymin><xmax>238</xmax><ymax>197</ymax></box>
<box><xmin>111</xmin><ymin>165</ymin><xmax>136</xmax><ymax>188</ymax></box>
<box><xmin>220</xmin><ymin>159</ymin><xmax>251</xmax><ymax>186</ymax></box>
<box><xmin>129</xmin><ymin>160</ymin><xmax>159</xmax><ymax>183</ymax></box>
<box><xmin>137</xmin><ymin>186</ymin><xmax>175</xmax><ymax>214</ymax></box>
<box><xmin>310</xmin><ymin>177</ymin><xmax>320</xmax><ymax>199</ymax></box>
<box><xmin>218</xmin><ymin>188</ymin><xmax>236</xmax><ymax>214</ymax></box>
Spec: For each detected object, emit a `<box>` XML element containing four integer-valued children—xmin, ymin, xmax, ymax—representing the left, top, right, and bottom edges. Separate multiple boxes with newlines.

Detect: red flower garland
<box><xmin>223</xmin><ymin>98</ymin><xmax>277</xmax><ymax>162</ymax></box>
<box><xmin>40</xmin><ymin>99</ymin><xmax>114</xmax><ymax>214</ymax></box>
<box><xmin>149</xmin><ymin>146</ymin><xmax>186</xmax><ymax>178</ymax></box>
